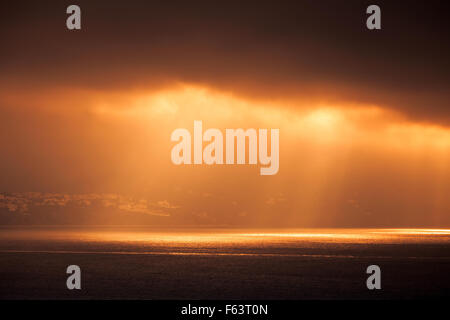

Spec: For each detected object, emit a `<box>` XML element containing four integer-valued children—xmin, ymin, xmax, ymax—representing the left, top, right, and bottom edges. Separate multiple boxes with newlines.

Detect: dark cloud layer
<box><xmin>1</xmin><ymin>0</ymin><xmax>449</xmax><ymax>124</ymax></box>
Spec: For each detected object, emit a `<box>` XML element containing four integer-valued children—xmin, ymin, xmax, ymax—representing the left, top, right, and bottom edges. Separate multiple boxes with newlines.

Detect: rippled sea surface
<box><xmin>0</xmin><ymin>227</ymin><xmax>449</xmax><ymax>299</ymax></box>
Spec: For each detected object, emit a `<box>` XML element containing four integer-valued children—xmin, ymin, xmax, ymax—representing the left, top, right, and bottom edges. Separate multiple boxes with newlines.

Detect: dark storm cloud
<box><xmin>1</xmin><ymin>0</ymin><xmax>449</xmax><ymax>124</ymax></box>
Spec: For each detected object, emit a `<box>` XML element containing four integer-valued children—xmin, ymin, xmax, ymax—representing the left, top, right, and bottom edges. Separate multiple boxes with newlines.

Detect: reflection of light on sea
<box><xmin>240</xmin><ymin>233</ymin><xmax>360</xmax><ymax>238</ymax></box>
<box><xmin>371</xmin><ymin>229</ymin><xmax>450</xmax><ymax>235</ymax></box>
<box><xmin>1</xmin><ymin>228</ymin><xmax>450</xmax><ymax>247</ymax></box>
<box><xmin>48</xmin><ymin>230</ymin><xmax>450</xmax><ymax>244</ymax></box>
<box><xmin>48</xmin><ymin>230</ymin><xmax>379</xmax><ymax>244</ymax></box>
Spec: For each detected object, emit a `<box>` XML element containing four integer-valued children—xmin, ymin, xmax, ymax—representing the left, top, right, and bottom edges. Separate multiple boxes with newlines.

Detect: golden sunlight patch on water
<box><xmin>371</xmin><ymin>229</ymin><xmax>450</xmax><ymax>235</ymax></box>
<box><xmin>1</xmin><ymin>228</ymin><xmax>450</xmax><ymax>246</ymax></box>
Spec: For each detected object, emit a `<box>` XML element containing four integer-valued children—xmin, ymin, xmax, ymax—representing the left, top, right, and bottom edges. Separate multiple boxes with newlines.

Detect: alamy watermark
<box><xmin>366</xmin><ymin>265</ymin><xmax>381</xmax><ymax>290</ymax></box>
<box><xmin>170</xmin><ymin>121</ymin><xmax>279</xmax><ymax>175</ymax></box>
<box><xmin>66</xmin><ymin>265</ymin><xmax>81</xmax><ymax>290</ymax></box>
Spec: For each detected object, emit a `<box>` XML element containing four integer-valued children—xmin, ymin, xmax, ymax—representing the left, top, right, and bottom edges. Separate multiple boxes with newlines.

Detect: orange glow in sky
<box><xmin>0</xmin><ymin>84</ymin><xmax>449</xmax><ymax>227</ymax></box>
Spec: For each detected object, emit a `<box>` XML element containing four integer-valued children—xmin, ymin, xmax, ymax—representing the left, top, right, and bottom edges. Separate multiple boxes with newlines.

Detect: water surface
<box><xmin>1</xmin><ymin>227</ymin><xmax>449</xmax><ymax>299</ymax></box>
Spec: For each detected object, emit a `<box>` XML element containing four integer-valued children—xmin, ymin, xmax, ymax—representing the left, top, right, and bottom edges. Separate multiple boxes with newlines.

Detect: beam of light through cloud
<box><xmin>0</xmin><ymin>84</ymin><xmax>449</xmax><ymax>227</ymax></box>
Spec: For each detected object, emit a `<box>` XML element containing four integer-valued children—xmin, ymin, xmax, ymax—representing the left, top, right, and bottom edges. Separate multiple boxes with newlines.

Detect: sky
<box><xmin>0</xmin><ymin>1</ymin><xmax>449</xmax><ymax>227</ymax></box>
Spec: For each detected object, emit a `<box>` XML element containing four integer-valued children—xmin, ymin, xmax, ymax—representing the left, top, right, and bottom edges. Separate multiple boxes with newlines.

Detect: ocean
<box><xmin>0</xmin><ymin>227</ymin><xmax>449</xmax><ymax>299</ymax></box>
